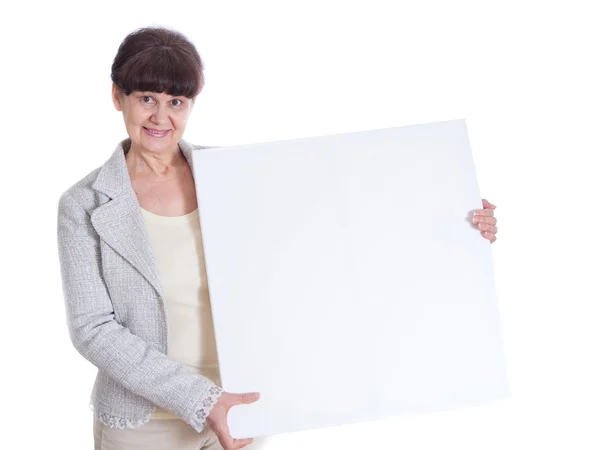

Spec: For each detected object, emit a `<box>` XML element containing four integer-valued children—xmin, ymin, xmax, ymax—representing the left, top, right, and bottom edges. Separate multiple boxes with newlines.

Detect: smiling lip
<box><xmin>143</xmin><ymin>127</ymin><xmax>170</xmax><ymax>138</ymax></box>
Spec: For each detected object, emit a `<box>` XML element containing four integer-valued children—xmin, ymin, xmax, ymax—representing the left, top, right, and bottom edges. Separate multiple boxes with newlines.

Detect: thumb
<box><xmin>482</xmin><ymin>198</ymin><xmax>497</xmax><ymax>209</ymax></box>
<box><xmin>235</xmin><ymin>392</ymin><xmax>261</xmax><ymax>404</ymax></box>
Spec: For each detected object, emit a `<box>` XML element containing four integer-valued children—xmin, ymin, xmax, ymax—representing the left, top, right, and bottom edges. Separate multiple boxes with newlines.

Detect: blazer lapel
<box><xmin>90</xmin><ymin>137</ymin><xmax>197</xmax><ymax>299</ymax></box>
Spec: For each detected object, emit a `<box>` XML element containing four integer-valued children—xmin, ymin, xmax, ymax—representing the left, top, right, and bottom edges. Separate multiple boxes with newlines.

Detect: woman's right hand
<box><xmin>206</xmin><ymin>391</ymin><xmax>261</xmax><ymax>450</ymax></box>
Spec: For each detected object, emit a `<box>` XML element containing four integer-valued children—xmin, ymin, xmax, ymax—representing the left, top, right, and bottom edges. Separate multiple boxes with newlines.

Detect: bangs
<box><xmin>116</xmin><ymin>47</ymin><xmax>202</xmax><ymax>98</ymax></box>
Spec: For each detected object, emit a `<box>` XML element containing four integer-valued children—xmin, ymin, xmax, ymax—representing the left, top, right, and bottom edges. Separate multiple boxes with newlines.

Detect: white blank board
<box><xmin>192</xmin><ymin>119</ymin><xmax>509</xmax><ymax>439</ymax></box>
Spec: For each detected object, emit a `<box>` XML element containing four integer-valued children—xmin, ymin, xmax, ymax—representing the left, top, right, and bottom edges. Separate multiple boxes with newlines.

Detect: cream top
<box><xmin>140</xmin><ymin>206</ymin><xmax>221</xmax><ymax>420</ymax></box>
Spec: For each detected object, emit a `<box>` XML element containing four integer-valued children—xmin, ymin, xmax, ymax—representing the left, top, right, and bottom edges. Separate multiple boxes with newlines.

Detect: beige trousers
<box><xmin>93</xmin><ymin>418</ymin><xmax>271</xmax><ymax>450</ymax></box>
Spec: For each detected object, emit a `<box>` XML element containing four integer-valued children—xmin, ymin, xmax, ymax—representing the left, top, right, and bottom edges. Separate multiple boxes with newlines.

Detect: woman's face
<box><xmin>112</xmin><ymin>83</ymin><xmax>195</xmax><ymax>154</ymax></box>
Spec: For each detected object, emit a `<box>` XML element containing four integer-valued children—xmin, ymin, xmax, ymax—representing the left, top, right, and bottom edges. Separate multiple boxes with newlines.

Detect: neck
<box><xmin>125</xmin><ymin>142</ymin><xmax>184</xmax><ymax>180</ymax></box>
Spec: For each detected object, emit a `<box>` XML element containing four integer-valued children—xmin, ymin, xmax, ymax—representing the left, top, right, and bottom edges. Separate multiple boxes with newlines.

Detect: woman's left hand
<box><xmin>473</xmin><ymin>198</ymin><xmax>497</xmax><ymax>243</ymax></box>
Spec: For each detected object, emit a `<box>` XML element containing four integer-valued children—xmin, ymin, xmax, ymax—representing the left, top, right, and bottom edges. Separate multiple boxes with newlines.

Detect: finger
<box><xmin>220</xmin><ymin>434</ymin><xmax>236</xmax><ymax>450</ymax></box>
<box><xmin>475</xmin><ymin>223</ymin><xmax>497</xmax><ymax>233</ymax></box>
<box><xmin>473</xmin><ymin>216</ymin><xmax>497</xmax><ymax>225</ymax></box>
<box><xmin>482</xmin><ymin>230</ymin><xmax>497</xmax><ymax>243</ymax></box>
<box><xmin>473</xmin><ymin>209</ymin><xmax>494</xmax><ymax>217</ymax></box>
<box><xmin>233</xmin><ymin>438</ymin><xmax>254</xmax><ymax>449</ymax></box>
<box><xmin>236</xmin><ymin>392</ymin><xmax>261</xmax><ymax>404</ymax></box>
<box><xmin>212</xmin><ymin>424</ymin><xmax>235</xmax><ymax>450</ymax></box>
<box><xmin>482</xmin><ymin>198</ymin><xmax>497</xmax><ymax>209</ymax></box>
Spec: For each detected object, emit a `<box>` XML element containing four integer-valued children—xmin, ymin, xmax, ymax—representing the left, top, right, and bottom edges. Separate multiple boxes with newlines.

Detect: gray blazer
<box><xmin>56</xmin><ymin>137</ymin><xmax>224</xmax><ymax>432</ymax></box>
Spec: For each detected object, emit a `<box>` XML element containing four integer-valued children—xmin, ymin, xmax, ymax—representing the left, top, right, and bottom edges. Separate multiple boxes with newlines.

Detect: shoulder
<box><xmin>58</xmin><ymin>166</ymin><xmax>104</xmax><ymax>211</ymax></box>
<box><xmin>57</xmin><ymin>148</ymin><xmax>115</xmax><ymax>220</ymax></box>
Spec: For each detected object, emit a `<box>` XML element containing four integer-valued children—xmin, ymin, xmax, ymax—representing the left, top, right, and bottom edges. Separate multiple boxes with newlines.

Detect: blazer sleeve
<box><xmin>56</xmin><ymin>191</ymin><xmax>224</xmax><ymax>433</ymax></box>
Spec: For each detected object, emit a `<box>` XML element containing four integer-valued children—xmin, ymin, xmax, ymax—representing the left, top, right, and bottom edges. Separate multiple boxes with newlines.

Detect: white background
<box><xmin>1</xmin><ymin>0</ymin><xmax>598</xmax><ymax>449</ymax></box>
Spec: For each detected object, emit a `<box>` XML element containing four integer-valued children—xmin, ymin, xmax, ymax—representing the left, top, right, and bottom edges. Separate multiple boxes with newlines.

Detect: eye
<box><xmin>140</xmin><ymin>95</ymin><xmax>156</xmax><ymax>106</ymax></box>
<box><xmin>171</xmin><ymin>99</ymin><xmax>183</xmax><ymax>107</ymax></box>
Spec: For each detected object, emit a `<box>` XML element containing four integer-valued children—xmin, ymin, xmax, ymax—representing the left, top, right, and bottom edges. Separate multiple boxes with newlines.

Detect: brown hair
<box><xmin>111</xmin><ymin>26</ymin><xmax>204</xmax><ymax>98</ymax></box>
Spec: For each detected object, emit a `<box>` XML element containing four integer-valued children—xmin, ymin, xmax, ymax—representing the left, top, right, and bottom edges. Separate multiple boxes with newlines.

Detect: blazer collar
<box><xmin>90</xmin><ymin>137</ymin><xmax>198</xmax><ymax>299</ymax></box>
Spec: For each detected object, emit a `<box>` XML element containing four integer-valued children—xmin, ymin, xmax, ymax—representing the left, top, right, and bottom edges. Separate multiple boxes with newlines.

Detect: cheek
<box><xmin>136</xmin><ymin>113</ymin><xmax>152</xmax><ymax>125</ymax></box>
<box><xmin>173</xmin><ymin>114</ymin><xmax>190</xmax><ymax>128</ymax></box>
<box><xmin>125</xmin><ymin>106</ymin><xmax>149</xmax><ymax>125</ymax></box>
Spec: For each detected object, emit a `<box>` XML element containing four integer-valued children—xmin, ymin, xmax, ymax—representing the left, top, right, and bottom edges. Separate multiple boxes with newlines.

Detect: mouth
<box><xmin>143</xmin><ymin>127</ymin><xmax>170</xmax><ymax>138</ymax></box>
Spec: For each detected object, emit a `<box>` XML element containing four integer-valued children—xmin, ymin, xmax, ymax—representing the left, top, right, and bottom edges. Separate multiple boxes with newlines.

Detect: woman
<box><xmin>57</xmin><ymin>26</ymin><xmax>498</xmax><ymax>450</ymax></box>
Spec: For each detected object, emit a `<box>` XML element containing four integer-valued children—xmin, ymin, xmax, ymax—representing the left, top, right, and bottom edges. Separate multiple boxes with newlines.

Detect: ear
<box><xmin>111</xmin><ymin>83</ymin><xmax>124</xmax><ymax>111</ymax></box>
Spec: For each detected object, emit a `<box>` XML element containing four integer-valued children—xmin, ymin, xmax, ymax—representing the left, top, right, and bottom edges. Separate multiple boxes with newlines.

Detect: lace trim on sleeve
<box><xmin>90</xmin><ymin>402</ymin><xmax>154</xmax><ymax>429</ymax></box>
<box><xmin>194</xmin><ymin>385</ymin><xmax>225</xmax><ymax>428</ymax></box>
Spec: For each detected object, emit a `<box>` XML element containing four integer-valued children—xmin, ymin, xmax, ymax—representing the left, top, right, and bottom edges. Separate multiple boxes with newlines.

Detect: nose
<box><xmin>151</xmin><ymin>103</ymin><xmax>169</xmax><ymax>124</ymax></box>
